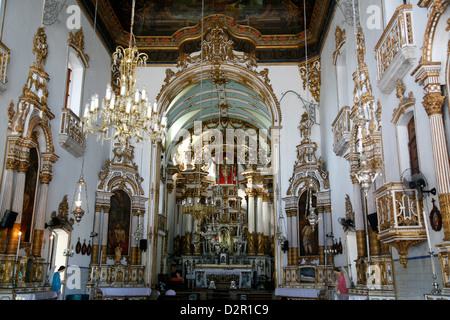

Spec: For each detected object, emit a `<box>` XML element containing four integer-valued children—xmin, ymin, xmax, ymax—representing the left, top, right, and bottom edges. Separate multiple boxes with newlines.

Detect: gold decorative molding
<box><xmin>374</xmin><ymin>183</ymin><xmax>428</xmax><ymax>267</ymax></box>
<box><xmin>68</xmin><ymin>27</ymin><xmax>89</xmax><ymax>67</ymax></box>
<box><xmin>332</xmin><ymin>106</ymin><xmax>352</xmax><ymax>157</ymax></box>
<box><xmin>32</xmin><ymin>27</ymin><xmax>48</xmax><ymax>71</ymax></box>
<box><xmin>299</xmin><ymin>56</ymin><xmax>321</xmax><ymax>103</ymax></box>
<box><xmin>392</xmin><ymin>79</ymin><xmax>416</xmax><ymax>124</ymax></box>
<box><xmin>423</xmin><ymin>91</ymin><xmax>446</xmax><ymax>116</ymax></box>
<box><xmin>374</xmin><ymin>4</ymin><xmax>415</xmax><ymax>93</ymax></box>
<box><xmin>333</xmin><ymin>25</ymin><xmax>346</xmax><ymax>65</ymax></box>
<box><xmin>0</xmin><ymin>40</ymin><xmax>11</xmax><ymax>90</ymax></box>
<box><xmin>438</xmin><ymin>193</ymin><xmax>450</xmax><ymax>241</ymax></box>
<box><xmin>419</xmin><ymin>0</ymin><xmax>448</xmax><ymax>63</ymax></box>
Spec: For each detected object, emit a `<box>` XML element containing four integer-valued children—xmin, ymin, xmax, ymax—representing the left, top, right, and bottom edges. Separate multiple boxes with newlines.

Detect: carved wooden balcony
<box><xmin>374</xmin><ymin>182</ymin><xmax>427</xmax><ymax>267</ymax></box>
<box><xmin>0</xmin><ymin>40</ymin><xmax>11</xmax><ymax>91</ymax></box>
<box><xmin>332</xmin><ymin>106</ymin><xmax>351</xmax><ymax>157</ymax></box>
<box><xmin>59</xmin><ymin>108</ymin><xmax>86</xmax><ymax>157</ymax></box>
<box><xmin>375</xmin><ymin>4</ymin><xmax>417</xmax><ymax>94</ymax></box>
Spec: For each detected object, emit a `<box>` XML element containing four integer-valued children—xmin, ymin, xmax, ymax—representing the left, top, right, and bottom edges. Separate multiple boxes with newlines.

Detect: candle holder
<box><xmin>63</xmin><ymin>247</ymin><xmax>74</xmax><ymax>257</ymax></box>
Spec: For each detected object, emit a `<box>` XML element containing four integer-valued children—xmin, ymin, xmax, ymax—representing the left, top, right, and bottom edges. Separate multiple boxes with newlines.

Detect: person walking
<box><xmin>52</xmin><ymin>266</ymin><xmax>66</xmax><ymax>300</ymax></box>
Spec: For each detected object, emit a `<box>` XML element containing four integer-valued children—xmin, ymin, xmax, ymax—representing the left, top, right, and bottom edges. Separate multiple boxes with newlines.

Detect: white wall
<box><xmin>0</xmin><ymin>0</ymin><xmax>112</xmax><ymax>297</ymax></box>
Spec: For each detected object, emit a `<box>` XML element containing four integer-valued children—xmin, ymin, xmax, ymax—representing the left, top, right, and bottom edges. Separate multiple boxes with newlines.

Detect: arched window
<box><xmin>64</xmin><ymin>50</ymin><xmax>85</xmax><ymax>116</ymax></box>
<box><xmin>396</xmin><ymin>111</ymin><xmax>420</xmax><ymax>176</ymax></box>
<box><xmin>335</xmin><ymin>47</ymin><xmax>350</xmax><ymax>109</ymax></box>
<box><xmin>407</xmin><ymin>116</ymin><xmax>420</xmax><ymax>175</ymax></box>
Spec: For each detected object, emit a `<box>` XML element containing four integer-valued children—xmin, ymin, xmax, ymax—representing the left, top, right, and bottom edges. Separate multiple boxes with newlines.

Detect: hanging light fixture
<box><xmin>82</xmin><ymin>0</ymin><xmax>167</xmax><ymax>146</ymax></box>
<box><xmin>305</xmin><ymin>179</ymin><xmax>319</xmax><ymax>230</ymax></box>
<box><xmin>71</xmin><ymin>158</ymin><xmax>89</xmax><ymax>224</ymax></box>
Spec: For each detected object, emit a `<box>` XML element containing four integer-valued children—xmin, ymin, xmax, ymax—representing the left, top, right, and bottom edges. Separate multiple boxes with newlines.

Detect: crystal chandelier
<box><xmin>82</xmin><ymin>0</ymin><xmax>167</xmax><ymax>146</ymax></box>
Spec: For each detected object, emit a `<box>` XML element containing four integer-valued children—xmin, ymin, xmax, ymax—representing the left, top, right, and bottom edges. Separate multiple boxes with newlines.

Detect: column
<box><xmin>166</xmin><ymin>183</ymin><xmax>175</xmax><ymax>256</ymax></box>
<box><xmin>101</xmin><ymin>207</ymin><xmax>109</xmax><ymax>264</ymax></box>
<box><xmin>324</xmin><ymin>205</ymin><xmax>334</xmax><ymax>266</ymax></box>
<box><xmin>256</xmin><ymin>188</ymin><xmax>264</xmax><ymax>255</ymax></box>
<box><xmin>416</xmin><ymin>63</ymin><xmax>450</xmax><ymax>241</ymax></box>
<box><xmin>318</xmin><ymin>207</ymin><xmax>325</xmax><ymax>265</ymax></box>
<box><xmin>262</xmin><ymin>193</ymin><xmax>270</xmax><ymax>255</ymax></box>
<box><xmin>130</xmin><ymin>211</ymin><xmax>139</xmax><ymax>265</ymax></box>
<box><xmin>367</xmin><ymin>183</ymin><xmax>381</xmax><ymax>256</ymax></box>
<box><xmin>353</xmin><ymin>177</ymin><xmax>367</xmax><ymax>286</ymax></box>
<box><xmin>246</xmin><ymin>188</ymin><xmax>256</xmax><ymax>255</ymax></box>
<box><xmin>91</xmin><ymin>205</ymin><xmax>102</xmax><ymax>264</ymax></box>
<box><xmin>31</xmin><ymin>173</ymin><xmax>52</xmax><ymax>257</ymax></box>
<box><xmin>7</xmin><ymin>161</ymin><xmax>29</xmax><ymax>255</ymax></box>
<box><xmin>286</xmin><ymin>209</ymin><xmax>298</xmax><ymax>265</ymax></box>
<box><xmin>183</xmin><ymin>190</ymin><xmax>193</xmax><ymax>255</ymax></box>
<box><xmin>353</xmin><ymin>180</ymin><xmax>366</xmax><ymax>259</ymax></box>
<box><xmin>0</xmin><ymin>158</ymin><xmax>17</xmax><ymax>252</ymax></box>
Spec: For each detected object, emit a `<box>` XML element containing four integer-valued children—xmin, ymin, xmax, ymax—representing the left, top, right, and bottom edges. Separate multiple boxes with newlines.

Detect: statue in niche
<box><xmin>301</xmin><ymin>225</ymin><xmax>314</xmax><ymax>256</ymax></box>
<box><xmin>114</xmin><ymin>245</ymin><xmax>122</xmax><ymax>265</ymax></box>
<box><xmin>298</xmin><ymin>191</ymin><xmax>319</xmax><ymax>257</ymax></box>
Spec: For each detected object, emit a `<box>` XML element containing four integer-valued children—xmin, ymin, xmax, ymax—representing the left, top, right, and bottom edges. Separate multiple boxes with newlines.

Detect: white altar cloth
<box><xmin>275</xmin><ymin>288</ymin><xmax>321</xmax><ymax>299</ymax></box>
<box><xmin>99</xmin><ymin>287</ymin><xmax>152</xmax><ymax>297</ymax></box>
<box><xmin>15</xmin><ymin>291</ymin><xmax>57</xmax><ymax>300</ymax></box>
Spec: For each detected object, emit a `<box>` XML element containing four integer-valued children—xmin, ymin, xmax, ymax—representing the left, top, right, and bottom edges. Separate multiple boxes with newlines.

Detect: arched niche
<box><xmin>107</xmin><ymin>190</ymin><xmax>132</xmax><ymax>258</ymax></box>
<box><xmin>297</xmin><ymin>189</ymin><xmax>319</xmax><ymax>258</ymax></box>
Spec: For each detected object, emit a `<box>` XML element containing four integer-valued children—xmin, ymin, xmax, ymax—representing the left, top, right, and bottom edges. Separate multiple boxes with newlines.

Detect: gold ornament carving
<box><xmin>423</xmin><ymin>91</ymin><xmax>446</xmax><ymax>116</ymax></box>
<box><xmin>333</xmin><ymin>25</ymin><xmax>346</xmax><ymax>65</ymax></box>
<box><xmin>392</xmin><ymin>79</ymin><xmax>415</xmax><ymax>124</ymax></box>
<box><xmin>299</xmin><ymin>56</ymin><xmax>321</xmax><ymax>103</ymax></box>
<box><xmin>438</xmin><ymin>193</ymin><xmax>450</xmax><ymax>241</ymax></box>
<box><xmin>33</xmin><ymin>27</ymin><xmax>48</xmax><ymax>70</ymax></box>
<box><xmin>68</xmin><ymin>28</ymin><xmax>89</xmax><ymax>67</ymax></box>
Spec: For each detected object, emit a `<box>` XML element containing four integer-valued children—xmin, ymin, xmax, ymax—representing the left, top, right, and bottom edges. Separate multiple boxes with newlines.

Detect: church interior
<box><xmin>0</xmin><ymin>0</ymin><xmax>449</xmax><ymax>301</ymax></box>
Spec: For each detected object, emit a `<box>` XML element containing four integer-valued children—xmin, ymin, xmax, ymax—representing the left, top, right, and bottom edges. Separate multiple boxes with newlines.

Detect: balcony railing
<box><xmin>374</xmin><ymin>4</ymin><xmax>416</xmax><ymax>94</ymax></box>
<box><xmin>0</xmin><ymin>41</ymin><xmax>11</xmax><ymax>91</ymax></box>
<box><xmin>59</xmin><ymin>108</ymin><xmax>86</xmax><ymax>157</ymax></box>
<box><xmin>332</xmin><ymin>106</ymin><xmax>352</xmax><ymax>157</ymax></box>
<box><xmin>374</xmin><ymin>182</ymin><xmax>427</xmax><ymax>267</ymax></box>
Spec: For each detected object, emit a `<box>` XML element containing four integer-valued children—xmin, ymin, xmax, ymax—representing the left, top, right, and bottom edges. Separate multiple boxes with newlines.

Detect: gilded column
<box><xmin>325</xmin><ymin>205</ymin><xmax>334</xmax><ymax>266</ymax></box>
<box><xmin>0</xmin><ymin>158</ymin><xmax>17</xmax><ymax>252</ymax></box>
<box><xmin>101</xmin><ymin>206</ymin><xmax>110</xmax><ymax>264</ymax></box>
<box><xmin>246</xmin><ymin>188</ymin><xmax>256</xmax><ymax>255</ymax></box>
<box><xmin>7</xmin><ymin>160</ymin><xmax>30</xmax><ymax>255</ymax></box>
<box><xmin>130</xmin><ymin>211</ymin><xmax>139</xmax><ymax>265</ymax></box>
<box><xmin>367</xmin><ymin>184</ymin><xmax>381</xmax><ymax>256</ymax></box>
<box><xmin>91</xmin><ymin>204</ymin><xmax>102</xmax><ymax>264</ymax></box>
<box><xmin>183</xmin><ymin>189</ymin><xmax>193</xmax><ymax>255</ymax></box>
<box><xmin>286</xmin><ymin>209</ymin><xmax>298</xmax><ymax>265</ymax></box>
<box><xmin>32</xmin><ymin>172</ymin><xmax>52</xmax><ymax>257</ymax></box>
<box><xmin>416</xmin><ymin>63</ymin><xmax>450</xmax><ymax>241</ymax></box>
<box><xmin>352</xmin><ymin>179</ymin><xmax>367</xmax><ymax>259</ymax></box>
<box><xmin>317</xmin><ymin>206</ymin><xmax>325</xmax><ymax>265</ymax></box>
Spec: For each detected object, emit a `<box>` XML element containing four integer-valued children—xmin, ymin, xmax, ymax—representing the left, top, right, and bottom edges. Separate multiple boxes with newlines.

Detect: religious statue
<box><xmin>114</xmin><ymin>244</ymin><xmax>122</xmax><ymax>265</ymax></box>
<box><xmin>301</xmin><ymin>225</ymin><xmax>314</xmax><ymax>256</ymax></box>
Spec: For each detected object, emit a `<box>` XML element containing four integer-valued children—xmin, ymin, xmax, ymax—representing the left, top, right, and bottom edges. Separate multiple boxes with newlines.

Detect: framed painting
<box><xmin>107</xmin><ymin>190</ymin><xmax>131</xmax><ymax>256</ymax></box>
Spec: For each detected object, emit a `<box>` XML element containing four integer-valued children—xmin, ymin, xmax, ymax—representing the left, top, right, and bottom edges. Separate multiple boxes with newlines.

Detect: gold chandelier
<box><xmin>82</xmin><ymin>0</ymin><xmax>167</xmax><ymax>146</ymax></box>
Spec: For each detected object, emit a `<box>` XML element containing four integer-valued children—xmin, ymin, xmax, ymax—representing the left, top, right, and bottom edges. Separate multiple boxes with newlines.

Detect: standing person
<box><xmin>52</xmin><ymin>266</ymin><xmax>66</xmax><ymax>300</ymax></box>
<box><xmin>333</xmin><ymin>267</ymin><xmax>348</xmax><ymax>297</ymax></box>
